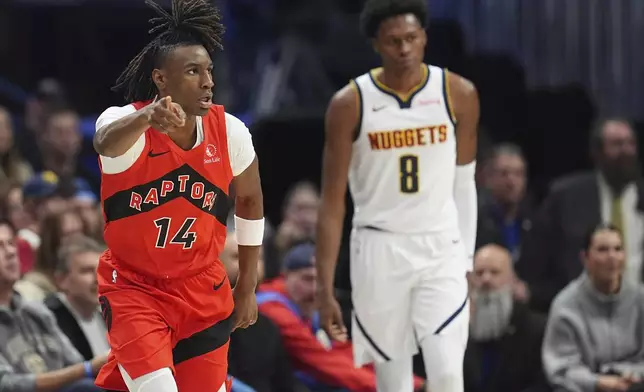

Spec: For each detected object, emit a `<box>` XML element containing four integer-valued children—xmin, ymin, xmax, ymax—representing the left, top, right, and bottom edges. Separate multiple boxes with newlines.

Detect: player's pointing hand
<box><xmin>147</xmin><ymin>95</ymin><xmax>186</xmax><ymax>133</ymax></box>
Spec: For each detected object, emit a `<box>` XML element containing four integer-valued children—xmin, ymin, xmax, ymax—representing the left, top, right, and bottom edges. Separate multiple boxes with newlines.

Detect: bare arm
<box><xmin>94</xmin><ymin>96</ymin><xmax>184</xmax><ymax>158</ymax></box>
<box><xmin>449</xmin><ymin>71</ymin><xmax>479</xmax><ymax>166</ymax></box>
<box><xmin>0</xmin><ymin>354</ymin><xmax>105</xmax><ymax>392</ymax></box>
<box><xmin>448</xmin><ymin>71</ymin><xmax>480</xmax><ymax>267</ymax></box>
<box><xmin>35</xmin><ymin>357</ymin><xmax>104</xmax><ymax>392</ymax></box>
<box><xmin>315</xmin><ymin>83</ymin><xmax>359</xmax><ymax>298</ymax></box>
<box><xmin>232</xmin><ymin>157</ymin><xmax>264</xmax><ymax>293</ymax></box>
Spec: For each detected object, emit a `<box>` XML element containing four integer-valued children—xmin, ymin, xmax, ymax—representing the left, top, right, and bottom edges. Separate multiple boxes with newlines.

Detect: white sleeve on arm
<box><xmin>96</xmin><ymin>105</ymin><xmax>147</xmax><ymax>174</ymax></box>
<box><xmin>453</xmin><ymin>161</ymin><xmax>477</xmax><ymax>270</ymax></box>
<box><xmin>225</xmin><ymin>113</ymin><xmax>256</xmax><ymax>177</ymax></box>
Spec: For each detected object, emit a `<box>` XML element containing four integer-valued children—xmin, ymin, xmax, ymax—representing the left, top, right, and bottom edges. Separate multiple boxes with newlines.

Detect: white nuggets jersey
<box><xmin>349</xmin><ymin>64</ymin><xmax>458</xmax><ymax>234</ymax></box>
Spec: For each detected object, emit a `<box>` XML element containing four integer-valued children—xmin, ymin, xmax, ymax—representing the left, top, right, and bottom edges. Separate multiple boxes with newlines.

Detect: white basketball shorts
<box><xmin>350</xmin><ymin>227</ymin><xmax>470</xmax><ymax>367</ymax></box>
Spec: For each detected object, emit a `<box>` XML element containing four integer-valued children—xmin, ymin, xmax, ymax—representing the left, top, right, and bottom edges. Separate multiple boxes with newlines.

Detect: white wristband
<box><xmin>234</xmin><ymin>215</ymin><xmax>265</xmax><ymax>246</ymax></box>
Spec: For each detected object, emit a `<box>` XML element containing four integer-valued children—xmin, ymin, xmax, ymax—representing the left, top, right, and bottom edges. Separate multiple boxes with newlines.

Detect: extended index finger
<box><xmin>171</xmin><ymin>103</ymin><xmax>187</xmax><ymax>120</ymax></box>
<box><xmin>158</xmin><ymin>95</ymin><xmax>172</xmax><ymax>108</ymax></box>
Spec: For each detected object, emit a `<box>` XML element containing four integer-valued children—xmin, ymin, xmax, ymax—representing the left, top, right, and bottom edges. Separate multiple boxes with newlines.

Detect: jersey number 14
<box><xmin>399</xmin><ymin>155</ymin><xmax>419</xmax><ymax>193</ymax></box>
<box><xmin>154</xmin><ymin>217</ymin><xmax>197</xmax><ymax>249</ymax></box>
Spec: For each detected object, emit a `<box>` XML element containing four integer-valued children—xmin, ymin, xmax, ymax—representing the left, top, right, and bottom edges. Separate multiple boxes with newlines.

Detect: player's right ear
<box><xmin>151</xmin><ymin>69</ymin><xmax>166</xmax><ymax>92</ymax></box>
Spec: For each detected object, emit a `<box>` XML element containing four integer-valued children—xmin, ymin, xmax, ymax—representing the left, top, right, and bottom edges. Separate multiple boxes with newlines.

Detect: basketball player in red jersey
<box><xmin>91</xmin><ymin>1</ymin><xmax>263</xmax><ymax>391</ymax></box>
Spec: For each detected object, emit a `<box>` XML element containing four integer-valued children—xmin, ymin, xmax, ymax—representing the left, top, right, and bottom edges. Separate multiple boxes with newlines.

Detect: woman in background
<box><xmin>15</xmin><ymin>207</ymin><xmax>86</xmax><ymax>301</ymax></box>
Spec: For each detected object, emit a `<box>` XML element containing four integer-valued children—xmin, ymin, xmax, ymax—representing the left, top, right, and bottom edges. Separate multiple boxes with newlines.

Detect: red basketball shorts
<box><xmin>95</xmin><ymin>255</ymin><xmax>234</xmax><ymax>391</ymax></box>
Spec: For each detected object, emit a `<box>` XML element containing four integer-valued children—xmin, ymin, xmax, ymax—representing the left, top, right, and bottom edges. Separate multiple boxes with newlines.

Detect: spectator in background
<box><xmin>45</xmin><ymin>235</ymin><xmax>109</xmax><ymax>362</ymax></box>
<box><xmin>517</xmin><ymin>118</ymin><xmax>644</xmax><ymax>312</ymax></box>
<box><xmin>477</xmin><ymin>143</ymin><xmax>533</xmax><ymax>303</ymax></box>
<box><xmin>0</xmin><ymin>106</ymin><xmax>33</xmax><ymax>185</ymax></box>
<box><xmin>222</xmin><ymin>230</ymin><xmax>301</xmax><ymax>392</ymax></box>
<box><xmin>15</xmin><ymin>208</ymin><xmax>84</xmax><ymax>301</ymax></box>
<box><xmin>474</xmin><ymin>126</ymin><xmax>495</xmax><ymax>207</ymax></box>
<box><xmin>0</xmin><ymin>183</ymin><xmax>34</xmax><ymax>274</ymax></box>
<box><xmin>16</xmin><ymin>78</ymin><xmax>68</xmax><ymax>170</ymax></box>
<box><xmin>258</xmin><ymin>243</ymin><xmax>425</xmax><ymax>391</ymax></box>
<box><xmin>0</xmin><ymin>219</ymin><xmax>106</xmax><ymax>392</ymax></box>
<box><xmin>37</xmin><ymin>106</ymin><xmax>82</xmax><ymax>178</ymax></box>
<box><xmin>16</xmin><ymin>171</ymin><xmax>68</xmax><ymax>250</ymax></box>
<box><xmin>543</xmin><ymin>224</ymin><xmax>644</xmax><ymax>392</ymax></box>
<box><xmin>69</xmin><ymin>179</ymin><xmax>102</xmax><ymax>244</ymax></box>
<box><xmin>264</xmin><ymin>181</ymin><xmax>319</xmax><ymax>280</ymax></box>
<box><xmin>464</xmin><ymin>244</ymin><xmax>548</xmax><ymax>392</ymax></box>
<box><xmin>1</xmin><ymin>182</ymin><xmax>27</xmax><ymax>231</ymax></box>
<box><xmin>477</xmin><ymin>144</ymin><xmax>533</xmax><ymax>260</ymax></box>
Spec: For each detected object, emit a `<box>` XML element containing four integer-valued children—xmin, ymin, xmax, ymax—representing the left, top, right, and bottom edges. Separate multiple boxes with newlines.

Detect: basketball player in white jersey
<box><xmin>315</xmin><ymin>0</ymin><xmax>479</xmax><ymax>391</ymax></box>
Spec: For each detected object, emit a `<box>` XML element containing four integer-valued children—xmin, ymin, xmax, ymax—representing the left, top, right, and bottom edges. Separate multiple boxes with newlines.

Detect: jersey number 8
<box><xmin>399</xmin><ymin>155</ymin><xmax>419</xmax><ymax>194</ymax></box>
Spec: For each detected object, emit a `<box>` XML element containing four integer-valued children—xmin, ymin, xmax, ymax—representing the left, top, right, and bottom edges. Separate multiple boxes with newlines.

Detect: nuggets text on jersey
<box><xmin>367</xmin><ymin>124</ymin><xmax>449</xmax><ymax>150</ymax></box>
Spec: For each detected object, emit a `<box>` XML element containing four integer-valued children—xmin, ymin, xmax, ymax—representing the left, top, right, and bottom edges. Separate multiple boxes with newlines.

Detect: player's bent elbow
<box><xmin>94</xmin><ymin>145</ymin><xmax>110</xmax><ymax>158</ymax></box>
<box><xmin>95</xmin><ymin>145</ymin><xmax>119</xmax><ymax>158</ymax></box>
<box><xmin>94</xmin><ymin>137</ymin><xmax>124</xmax><ymax>158</ymax></box>
<box><xmin>93</xmin><ymin>129</ymin><xmax>117</xmax><ymax>157</ymax></box>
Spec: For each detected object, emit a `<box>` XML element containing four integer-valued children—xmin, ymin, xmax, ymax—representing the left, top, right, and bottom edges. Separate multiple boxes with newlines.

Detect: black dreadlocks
<box><xmin>113</xmin><ymin>0</ymin><xmax>225</xmax><ymax>102</ymax></box>
<box><xmin>359</xmin><ymin>0</ymin><xmax>427</xmax><ymax>39</ymax></box>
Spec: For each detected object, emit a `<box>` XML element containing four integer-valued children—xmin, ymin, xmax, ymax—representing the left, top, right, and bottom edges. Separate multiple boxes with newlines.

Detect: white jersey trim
<box><xmin>350</xmin><ymin>79</ymin><xmax>364</xmax><ymax>143</ymax></box>
<box><xmin>95</xmin><ymin>105</ymin><xmax>256</xmax><ymax>176</ymax></box>
<box><xmin>442</xmin><ymin>69</ymin><xmax>457</xmax><ymax>126</ymax></box>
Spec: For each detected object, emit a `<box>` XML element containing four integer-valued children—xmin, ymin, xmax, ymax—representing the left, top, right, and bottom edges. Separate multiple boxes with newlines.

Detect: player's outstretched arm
<box><xmin>94</xmin><ymin>96</ymin><xmax>185</xmax><ymax>157</ymax></box>
<box><xmin>449</xmin><ymin>71</ymin><xmax>480</xmax><ymax>269</ymax></box>
<box><xmin>231</xmin><ymin>157</ymin><xmax>263</xmax><ymax>329</ymax></box>
<box><xmin>315</xmin><ymin>83</ymin><xmax>359</xmax><ymax>341</ymax></box>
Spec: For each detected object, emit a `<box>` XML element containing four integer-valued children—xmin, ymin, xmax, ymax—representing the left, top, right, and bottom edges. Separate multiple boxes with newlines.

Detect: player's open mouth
<box><xmin>199</xmin><ymin>96</ymin><xmax>212</xmax><ymax>109</ymax></box>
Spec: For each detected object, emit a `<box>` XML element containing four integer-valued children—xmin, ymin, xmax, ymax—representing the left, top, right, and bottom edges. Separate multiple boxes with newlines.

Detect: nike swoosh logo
<box><xmin>372</xmin><ymin>105</ymin><xmax>387</xmax><ymax>112</ymax></box>
<box><xmin>213</xmin><ymin>277</ymin><xmax>227</xmax><ymax>291</ymax></box>
<box><xmin>148</xmin><ymin>150</ymin><xmax>169</xmax><ymax>158</ymax></box>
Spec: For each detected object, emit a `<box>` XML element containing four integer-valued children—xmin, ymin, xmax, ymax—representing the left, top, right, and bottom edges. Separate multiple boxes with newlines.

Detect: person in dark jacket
<box><xmin>476</xmin><ymin>143</ymin><xmax>534</xmax><ymax>304</ymax></box>
<box><xmin>465</xmin><ymin>244</ymin><xmax>549</xmax><ymax>392</ymax></box>
<box><xmin>517</xmin><ymin>118</ymin><xmax>644</xmax><ymax>312</ymax></box>
<box><xmin>45</xmin><ymin>235</ymin><xmax>109</xmax><ymax>361</ymax></box>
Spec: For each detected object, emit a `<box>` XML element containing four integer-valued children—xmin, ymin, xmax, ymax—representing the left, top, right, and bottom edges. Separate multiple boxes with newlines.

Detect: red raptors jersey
<box><xmin>100</xmin><ymin>101</ymin><xmax>233</xmax><ymax>279</ymax></box>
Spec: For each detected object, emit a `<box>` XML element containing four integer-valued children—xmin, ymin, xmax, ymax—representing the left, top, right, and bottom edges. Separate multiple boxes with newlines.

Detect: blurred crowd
<box><xmin>0</xmin><ymin>74</ymin><xmax>643</xmax><ymax>392</ymax></box>
<box><xmin>0</xmin><ymin>1</ymin><xmax>641</xmax><ymax>391</ymax></box>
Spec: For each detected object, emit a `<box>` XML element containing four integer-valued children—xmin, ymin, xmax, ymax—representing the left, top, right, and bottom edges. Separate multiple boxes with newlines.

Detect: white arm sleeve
<box><xmin>96</xmin><ymin>105</ymin><xmax>146</xmax><ymax>174</ymax></box>
<box><xmin>225</xmin><ymin>113</ymin><xmax>256</xmax><ymax>177</ymax></box>
<box><xmin>454</xmin><ymin>161</ymin><xmax>477</xmax><ymax>271</ymax></box>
